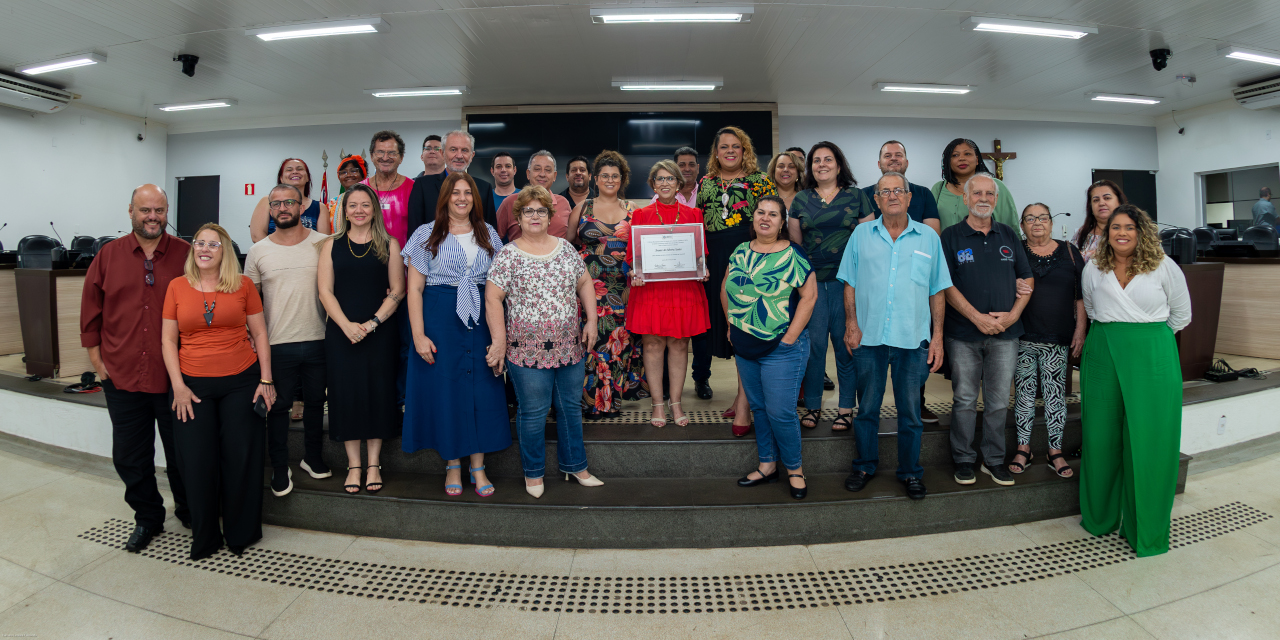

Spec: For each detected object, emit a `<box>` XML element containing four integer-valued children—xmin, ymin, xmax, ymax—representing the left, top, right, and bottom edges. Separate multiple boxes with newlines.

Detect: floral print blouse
<box><xmin>696</xmin><ymin>171</ymin><xmax>777</xmax><ymax>233</ymax></box>
<box><xmin>487</xmin><ymin>238</ymin><xmax>587</xmax><ymax>369</ymax></box>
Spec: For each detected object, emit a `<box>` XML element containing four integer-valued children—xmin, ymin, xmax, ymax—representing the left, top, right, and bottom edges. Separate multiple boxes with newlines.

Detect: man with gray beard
<box><xmin>939</xmin><ymin>173</ymin><xmax>1033</xmax><ymax>488</ymax></box>
<box><xmin>80</xmin><ymin>184</ymin><xmax>191</xmax><ymax>552</ymax></box>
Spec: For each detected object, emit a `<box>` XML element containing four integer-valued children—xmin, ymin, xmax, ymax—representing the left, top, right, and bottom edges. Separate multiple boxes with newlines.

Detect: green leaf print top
<box><xmin>725</xmin><ymin>242</ymin><xmax>813</xmax><ymax>342</ymax></box>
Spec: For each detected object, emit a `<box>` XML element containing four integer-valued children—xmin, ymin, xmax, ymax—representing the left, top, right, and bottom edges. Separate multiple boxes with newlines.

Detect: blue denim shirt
<box><xmin>836</xmin><ymin>217</ymin><xmax>951</xmax><ymax>350</ymax></box>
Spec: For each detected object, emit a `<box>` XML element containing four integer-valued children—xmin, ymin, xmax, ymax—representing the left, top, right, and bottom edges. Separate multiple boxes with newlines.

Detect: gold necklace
<box><xmin>347</xmin><ymin>234</ymin><xmax>372</xmax><ymax>258</ymax></box>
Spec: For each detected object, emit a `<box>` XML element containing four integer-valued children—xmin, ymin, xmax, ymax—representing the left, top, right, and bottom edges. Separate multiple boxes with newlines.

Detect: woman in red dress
<box><xmin>627</xmin><ymin>160</ymin><xmax>711</xmax><ymax>427</ymax></box>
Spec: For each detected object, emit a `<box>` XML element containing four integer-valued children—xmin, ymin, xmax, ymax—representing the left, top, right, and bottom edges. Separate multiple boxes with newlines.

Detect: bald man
<box><xmin>80</xmin><ymin>184</ymin><xmax>191</xmax><ymax>553</ymax></box>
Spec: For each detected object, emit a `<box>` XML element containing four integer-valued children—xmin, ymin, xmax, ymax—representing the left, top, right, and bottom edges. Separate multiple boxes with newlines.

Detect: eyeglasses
<box><xmin>653</xmin><ymin>176</ymin><xmax>678</xmax><ymax>184</ymax></box>
<box><xmin>423</xmin><ymin>145</ymin><xmax>442</xmax><ymax>152</ymax></box>
<box><xmin>268</xmin><ymin>199</ymin><xmax>299</xmax><ymax>209</ymax></box>
<box><xmin>520</xmin><ymin>208</ymin><xmax>551</xmax><ymax>218</ymax></box>
<box><xmin>192</xmin><ymin>240</ymin><xmax>222</xmax><ymax>249</ymax></box>
<box><xmin>373</xmin><ymin>151</ymin><xmax>400</xmax><ymax>159</ymax></box>
<box><xmin>1023</xmin><ymin>215</ymin><xmax>1052</xmax><ymax>224</ymax></box>
<box><xmin>873</xmin><ymin>188</ymin><xmax>908</xmax><ymax>197</ymax></box>
<box><xmin>598</xmin><ymin>175</ymin><xmax>621</xmax><ymax>183</ymax></box>
<box><xmin>144</xmin><ymin>259</ymin><xmax>154</xmax><ymax>286</ymax></box>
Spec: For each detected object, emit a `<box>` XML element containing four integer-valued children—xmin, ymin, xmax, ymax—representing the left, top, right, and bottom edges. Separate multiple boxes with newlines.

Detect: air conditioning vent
<box><xmin>1233</xmin><ymin>76</ymin><xmax>1280</xmax><ymax>110</ymax></box>
<box><xmin>0</xmin><ymin>72</ymin><xmax>74</xmax><ymax>114</ymax></box>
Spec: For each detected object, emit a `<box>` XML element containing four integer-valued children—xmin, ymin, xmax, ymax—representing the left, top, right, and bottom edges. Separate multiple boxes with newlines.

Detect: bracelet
<box><xmin>259</xmin><ymin>379</ymin><xmax>274</xmax><ymax>385</ymax></box>
<box><xmin>370</xmin><ymin>315</ymin><xmax>382</xmax><ymax>327</ymax></box>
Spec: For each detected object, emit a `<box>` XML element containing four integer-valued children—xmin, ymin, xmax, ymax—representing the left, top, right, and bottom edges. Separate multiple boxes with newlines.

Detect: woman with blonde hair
<box><xmin>161</xmin><ymin>223</ymin><xmax>274</xmax><ymax>560</ymax></box>
<box><xmin>767</xmin><ymin>151</ymin><xmax>805</xmax><ymax>212</ymax></box>
<box><xmin>696</xmin><ymin>126</ymin><xmax>778</xmax><ymax>435</ymax></box>
<box><xmin>627</xmin><ymin>160</ymin><xmax>710</xmax><ymax>426</ymax></box>
<box><xmin>317</xmin><ymin>183</ymin><xmax>405</xmax><ymax>494</ymax></box>
<box><xmin>1080</xmin><ymin>204</ymin><xmax>1190</xmax><ymax>557</ymax></box>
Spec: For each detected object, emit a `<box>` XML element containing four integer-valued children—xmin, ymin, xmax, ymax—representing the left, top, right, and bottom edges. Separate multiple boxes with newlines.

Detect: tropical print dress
<box><xmin>577</xmin><ymin>199</ymin><xmax>649</xmax><ymax>415</ymax></box>
<box><xmin>698</xmin><ymin>171</ymin><xmax>777</xmax><ymax>233</ymax></box>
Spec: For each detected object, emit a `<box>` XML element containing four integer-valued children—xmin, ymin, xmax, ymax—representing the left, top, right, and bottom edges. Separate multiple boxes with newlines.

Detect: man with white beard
<box><xmin>939</xmin><ymin>173</ymin><xmax>1033</xmax><ymax>489</ymax></box>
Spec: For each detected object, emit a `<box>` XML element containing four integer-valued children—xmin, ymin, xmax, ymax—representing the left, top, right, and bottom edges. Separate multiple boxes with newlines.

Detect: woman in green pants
<box><xmin>1079</xmin><ymin>204</ymin><xmax>1191</xmax><ymax>557</ymax></box>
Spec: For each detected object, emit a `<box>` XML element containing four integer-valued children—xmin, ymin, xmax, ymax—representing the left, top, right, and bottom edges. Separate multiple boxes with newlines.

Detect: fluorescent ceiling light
<box><xmin>1087</xmin><ymin>92</ymin><xmax>1161</xmax><ymax>105</ymax></box>
<box><xmin>365</xmin><ymin>86</ymin><xmax>466</xmax><ymax>97</ymax></box>
<box><xmin>591</xmin><ymin>7</ymin><xmax>752</xmax><ymax>24</ymax></box>
<box><xmin>967</xmin><ymin>16</ymin><xmax>1096</xmax><ymax>39</ymax></box>
<box><xmin>1219</xmin><ymin>45</ymin><xmax>1280</xmax><ymax>67</ymax></box>
<box><xmin>155</xmin><ymin>99</ymin><xmax>238</xmax><ymax>112</ymax></box>
<box><xmin>874</xmin><ymin>83</ymin><xmax>972</xmax><ymax>94</ymax></box>
<box><xmin>613</xmin><ymin>81</ymin><xmax>722</xmax><ymax>91</ymax></box>
<box><xmin>247</xmin><ymin>17</ymin><xmax>387</xmax><ymax>41</ymax></box>
<box><xmin>18</xmin><ymin>52</ymin><xmax>105</xmax><ymax>75</ymax></box>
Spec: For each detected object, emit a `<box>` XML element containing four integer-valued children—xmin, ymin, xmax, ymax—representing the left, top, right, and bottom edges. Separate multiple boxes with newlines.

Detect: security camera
<box><xmin>174</xmin><ymin>54</ymin><xmax>199</xmax><ymax>77</ymax></box>
<box><xmin>1150</xmin><ymin>49</ymin><xmax>1171</xmax><ymax>71</ymax></box>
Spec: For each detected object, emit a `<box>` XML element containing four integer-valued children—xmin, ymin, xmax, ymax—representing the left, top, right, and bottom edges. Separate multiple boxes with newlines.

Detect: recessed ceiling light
<box><xmin>155</xmin><ymin>99</ymin><xmax>238</xmax><ymax>112</ymax></box>
<box><xmin>1087</xmin><ymin>92</ymin><xmax>1161</xmax><ymax>105</ymax></box>
<box><xmin>365</xmin><ymin>86</ymin><xmax>466</xmax><ymax>98</ymax></box>
<box><xmin>18</xmin><ymin>52</ymin><xmax>105</xmax><ymax>75</ymax></box>
<box><xmin>246</xmin><ymin>17</ymin><xmax>387</xmax><ymax>41</ymax></box>
<box><xmin>874</xmin><ymin>83</ymin><xmax>973</xmax><ymax>94</ymax></box>
<box><xmin>591</xmin><ymin>7</ymin><xmax>752</xmax><ymax>24</ymax></box>
<box><xmin>967</xmin><ymin>16</ymin><xmax>1096</xmax><ymax>39</ymax></box>
<box><xmin>612</xmin><ymin>81</ymin><xmax>722</xmax><ymax>91</ymax></box>
<box><xmin>1219</xmin><ymin>45</ymin><xmax>1280</xmax><ymax>67</ymax></box>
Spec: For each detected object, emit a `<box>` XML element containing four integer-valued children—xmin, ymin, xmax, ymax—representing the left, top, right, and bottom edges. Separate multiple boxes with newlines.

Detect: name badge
<box><xmin>382</xmin><ymin>203</ymin><xmax>391</xmax><ymax>210</ymax></box>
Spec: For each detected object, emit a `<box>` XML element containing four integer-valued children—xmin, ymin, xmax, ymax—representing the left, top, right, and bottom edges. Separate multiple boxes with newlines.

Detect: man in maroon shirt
<box><xmin>81</xmin><ymin>184</ymin><xmax>190</xmax><ymax>553</ymax></box>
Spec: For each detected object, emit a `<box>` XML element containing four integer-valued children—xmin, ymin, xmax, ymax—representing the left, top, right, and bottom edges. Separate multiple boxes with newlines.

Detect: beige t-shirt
<box><xmin>244</xmin><ymin>229</ymin><xmax>327</xmax><ymax>345</ymax></box>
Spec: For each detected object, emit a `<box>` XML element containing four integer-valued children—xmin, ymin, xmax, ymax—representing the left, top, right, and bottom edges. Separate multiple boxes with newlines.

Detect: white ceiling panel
<box><xmin>0</xmin><ymin>0</ymin><xmax>1276</xmax><ymax>127</ymax></box>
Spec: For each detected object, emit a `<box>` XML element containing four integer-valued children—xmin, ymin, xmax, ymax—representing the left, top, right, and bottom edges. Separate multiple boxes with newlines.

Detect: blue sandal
<box><xmin>470</xmin><ymin>465</ymin><xmax>495</xmax><ymax>497</ymax></box>
<box><xmin>444</xmin><ymin>464</ymin><xmax>463</xmax><ymax>496</ymax></box>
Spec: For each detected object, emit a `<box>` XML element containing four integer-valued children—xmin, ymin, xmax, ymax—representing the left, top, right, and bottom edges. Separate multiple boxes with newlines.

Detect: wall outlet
<box><xmin>1218</xmin><ymin>415</ymin><xmax>1227</xmax><ymax>435</ymax></box>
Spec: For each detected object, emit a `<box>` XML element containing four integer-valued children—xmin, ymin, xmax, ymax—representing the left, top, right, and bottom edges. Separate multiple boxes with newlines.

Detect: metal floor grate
<box><xmin>583</xmin><ymin>396</ymin><xmax>1079</xmax><ymax>423</ymax></box>
<box><xmin>78</xmin><ymin>502</ymin><xmax>1269</xmax><ymax>615</ymax></box>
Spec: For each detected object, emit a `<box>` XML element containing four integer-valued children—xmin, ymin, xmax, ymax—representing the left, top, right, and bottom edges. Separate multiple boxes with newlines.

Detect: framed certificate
<box><xmin>632</xmin><ymin>223</ymin><xmax>706</xmax><ymax>282</ymax></box>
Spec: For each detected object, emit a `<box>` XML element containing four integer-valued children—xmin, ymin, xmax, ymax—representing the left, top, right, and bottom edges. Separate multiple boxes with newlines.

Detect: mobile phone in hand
<box><xmin>253</xmin><ymin>397</ymin><xmax>268</xmax><ymax>418</ymax></box>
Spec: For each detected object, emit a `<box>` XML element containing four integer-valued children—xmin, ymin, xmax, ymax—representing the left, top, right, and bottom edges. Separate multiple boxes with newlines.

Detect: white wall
<box><xmin>1</xmin><ymin>104</ymin><xmax>167</xmax><ymax>249</ymax></box>
<box><xmin>1155</xmin><ymin>100</ymin><xmax>1280</xmax><ymax>230</ymax></box>
<box><xmin>166</xmin><ymin>119</ymin><xmax>458</xmax><ymax>249</ymax></box>
<box><xmin>780</xmin><ymin>115</ymin><xmax>1159</xmax><ymax>240</ymax></box>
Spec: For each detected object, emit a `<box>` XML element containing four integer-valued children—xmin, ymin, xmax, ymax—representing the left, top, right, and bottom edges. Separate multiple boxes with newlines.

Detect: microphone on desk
<box><xmin>49</xmin><ymin>222</ymin><xmax>64</xmax><ymax>245</ymax></box>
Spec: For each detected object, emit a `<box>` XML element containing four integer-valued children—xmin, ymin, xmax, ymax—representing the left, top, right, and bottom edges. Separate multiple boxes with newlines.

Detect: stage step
<box><xmin>264</xmin><ymin>457</ymin><xmax>1107</xmax><ymax>549</ymax></box>
<box><xmin>283</xmin><ymin>409</ymin><xmax>1083</xmax><ymax>479</ymax></box>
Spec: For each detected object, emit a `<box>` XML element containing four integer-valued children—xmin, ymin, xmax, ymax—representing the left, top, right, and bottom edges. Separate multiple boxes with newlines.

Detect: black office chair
<box><xmin>1192</xmin><ymin>227</ymin><xmax>1216</xmax><ymax>254</ymax></box>
<box><xmin>1160</xmin><ymin>228</ymin><xmax>1196</xmax><ymax>265</ymax></box>
<box><xmin>91</xmin><ymin>235</ymin><xmax>119</xmax><ymax>254</ymax></box>
<box><xmin>69</xmin><ymin>236</ymin><xmax>96</xmax><ymax>252</ymax></box>
<box><xmin>1243</xmin><ymin>224</ymin><xmax>1280</xmax><ymax>257</ymax></box>
<box><xmin>16</xmin><ymin>235</ymin><xmax>62</xmax><ymax>269</ymax></box>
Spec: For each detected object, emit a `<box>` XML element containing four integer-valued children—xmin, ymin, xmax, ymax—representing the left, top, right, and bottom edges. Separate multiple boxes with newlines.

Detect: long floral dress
<box><xmin>577</xmin><ymin>199</ymin><xmax>649</xmax><ymax>416</ymax></box>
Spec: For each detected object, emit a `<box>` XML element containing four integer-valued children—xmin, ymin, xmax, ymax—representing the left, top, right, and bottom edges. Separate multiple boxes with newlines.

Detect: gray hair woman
<box><xmin>484</xmin><ymin>185</ymin><xmax>604</xmax><ymax>498</ymax></box>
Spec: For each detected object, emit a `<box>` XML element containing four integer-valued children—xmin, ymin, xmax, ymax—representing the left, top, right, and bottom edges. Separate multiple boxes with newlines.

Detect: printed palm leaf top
<box><xmin>697</xmin><ymin>171</ymin><xmax>777</xmax><ymax>233</ymax></box>
<box><xmin>726</xmin><ymin>245</ymin><xmax>811</xmax><ymax>340</ymax></box>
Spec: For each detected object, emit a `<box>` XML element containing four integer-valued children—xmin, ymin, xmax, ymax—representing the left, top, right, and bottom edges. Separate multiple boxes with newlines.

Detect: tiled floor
<box><xmin>0</xmin><ymin>443</ymin><xmax>1278</xmax><ymax>638</ymax></box>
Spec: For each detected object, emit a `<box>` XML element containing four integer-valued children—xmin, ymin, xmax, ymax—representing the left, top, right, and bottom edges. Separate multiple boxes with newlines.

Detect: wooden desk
<box><xmin>1176</xmin><ymin>262</ymin><xmax>1224</xmax><ymax>381</ymax></box>
<box><xmin>15</xmin><ymin>268</ymin><xmax>90</xmax><ymax>378</ymax></box>
<box><xmin>0</xmin><ymin>265</ymin><xmax>20</xmax><ymax>355</ymax></box>
<box><xmin>1200</xmin><ymin>258</ymin><xmax>1280</xmax><ymax>359</ymax></box>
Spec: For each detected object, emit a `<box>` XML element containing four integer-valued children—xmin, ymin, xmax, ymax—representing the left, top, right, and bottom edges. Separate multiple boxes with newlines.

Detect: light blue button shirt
<box><xmin>835</xmin><ymin>217</ymin><xmax>952</xmax><ymax>349</ymax></box>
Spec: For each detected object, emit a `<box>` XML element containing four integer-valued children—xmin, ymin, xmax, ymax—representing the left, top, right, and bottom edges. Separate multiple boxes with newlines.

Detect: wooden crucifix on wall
<box><xmin>982</xmin><ymin>139</ymin><xmax>1017</xmax><ymax>181</ymax></box>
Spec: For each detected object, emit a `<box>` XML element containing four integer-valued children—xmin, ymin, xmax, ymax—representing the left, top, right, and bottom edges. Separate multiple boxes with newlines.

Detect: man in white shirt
<box><xmin>245</xmin><ymin>185</ymin><xmax>332</xmax><ymax>498</ymax></box>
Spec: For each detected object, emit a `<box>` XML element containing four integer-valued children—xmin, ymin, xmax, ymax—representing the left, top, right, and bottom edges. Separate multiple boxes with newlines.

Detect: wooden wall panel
<box><xmin>55</xmin><ymin>276</ymin><xmax>90</xmax><ymax>378</ymax></box>
<box><xmin>0</xmin><ymin>269</ymin><xmax>20</xmax><ymax>355</ymax></box>
<box><xmin>1215</xmin><ymin>264</ymin><xmax>1280</xmax><ymax>359</ymax></box>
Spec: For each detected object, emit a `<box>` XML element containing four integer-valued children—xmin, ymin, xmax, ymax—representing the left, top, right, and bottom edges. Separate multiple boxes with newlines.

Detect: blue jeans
<box><xmin>736</xmin><ymin>331</ymin><xmax>809</xmax><ymax>470</ymax></box>
<box><xmin>852</xmin><ymin>341</ymin><xmax>930</xmax><ymax>480</ymax></box>
<box><xmin>397</xmin><ymin>309</ymin><xmax>411</xmax><ymax>406</ymax></box>
<box><xmin>508</xmin><ymin>359</ymin><xmax>588</xmax><ymax>478</ymax></box>
<box><xmin>803</xmin><ymin>280</ymin><xmax>856</xmax><ymax>409</ymax></box>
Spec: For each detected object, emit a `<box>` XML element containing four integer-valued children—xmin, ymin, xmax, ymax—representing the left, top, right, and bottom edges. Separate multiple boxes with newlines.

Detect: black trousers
<box><xmin>103</xmin><ymin>380</ymin><xmax>189</xmax><ymax>529</ymax></box>
<box><xmin>173</xmin><ymin>364</ymin><xmax>264</xmax><ymax>559</ymax></box>
<box><xmin>266</xmin><ymin>340</ymin><xmax>326</xmax><ymax>469</ymax></box>
<box><xmin>690</xmin><ymin>332</ymin><xmax>711</xmax><ymax>382</ymax></box>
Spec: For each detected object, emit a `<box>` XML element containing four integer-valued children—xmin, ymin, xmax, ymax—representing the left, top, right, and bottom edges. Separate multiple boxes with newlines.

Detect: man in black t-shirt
<box><xmin>940</xmin><ymin>173</ymin><xmax>1033</xmax><ymax>488</ymax></box>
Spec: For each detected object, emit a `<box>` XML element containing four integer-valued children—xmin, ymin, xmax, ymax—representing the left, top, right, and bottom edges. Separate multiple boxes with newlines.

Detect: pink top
<box><xmin>360</xmin><ymin>175</ymin><xmax>414</xmax><ymax>247</ymax></box>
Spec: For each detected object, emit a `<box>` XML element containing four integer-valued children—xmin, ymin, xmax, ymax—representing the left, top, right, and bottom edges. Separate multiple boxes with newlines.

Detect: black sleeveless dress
<box><xmin>325</xmin><ymin>238</ymin><xmax>402</xmax><ymax>442</ymax></box>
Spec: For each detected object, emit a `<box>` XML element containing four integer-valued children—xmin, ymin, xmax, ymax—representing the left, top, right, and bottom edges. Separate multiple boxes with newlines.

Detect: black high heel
<box><xmin>788</xmin><ymin>473</ymin><xmax>807</xmax><ymax>500</ymax></box>
<box><xmin>344</xmin><ymin>465</ymin><xmax>364</xmax><ymax>494</ymax></box>
<box><xmin>365</xmin><ymin>464</ymin><xmax>383</xmax><ymax>494</ymax></box>
<box><xmin>737</xmin><ymin>468</ymin><xmax>779</xmax><ymax>487</ymax></box>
